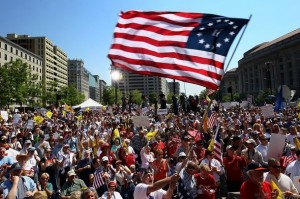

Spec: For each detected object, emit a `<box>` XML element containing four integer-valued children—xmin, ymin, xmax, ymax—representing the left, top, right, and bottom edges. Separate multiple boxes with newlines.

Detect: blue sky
<box><xmin>1</xmin><ymin>0</ymin><xmax>299</xmax><ymax>95</ymax></box>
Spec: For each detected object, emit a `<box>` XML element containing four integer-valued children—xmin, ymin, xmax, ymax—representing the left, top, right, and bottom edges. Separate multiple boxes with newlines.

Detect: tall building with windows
<box><xmin>89</xmin><ymin>74</ymin><xmax>100</xmax><ymax>102</ymax></box>
<box><xmin>6</xmin><ymin>34</ymin><xmax>68</xmax><ymax>91</ymax></box>
<box><xmin>168</xmin><ymin>81</ymin><xmax>180</xmax><ymax>95</ymax></box>
<box><xmin>219</xmin><ymin>68</ymin><xmax>239</xmax><ymax>95</ymax></box>
<box><xmin>238</xmin><ymin>28</ymin><xmax>300</xmax><ymax>98</ymax></box>
<box><xmin>0</xmin><ymin>36</ymin><xmax>43</xmax><ymax>105</ymax></box>
<box><xmin>99</xmin><ymin>79</ymin><xmax>107</xmax><ymax>103</ymax></box>
<box><xmin>68</xmin><ymin>59</ymin><xmax>89</xmax><ymax>100</ymax></box>
<box><xmin>116</xmin><ymin>70</ymin><xmax>168</xmax><ymax>97</ymax></box>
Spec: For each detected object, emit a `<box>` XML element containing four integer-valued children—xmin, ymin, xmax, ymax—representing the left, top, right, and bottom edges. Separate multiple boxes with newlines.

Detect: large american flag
<box><xmin>214</xmin><ymin>124</ymin><xmax>223</xmax><ymax>164</ymax></box>
<box><xmin>108</xmin><ymin>11</ymin><xmax>249</xmax><ymax>90</ymax></box>
<box><xmin>93</xmin><ymin>169</ymin><xmax>106</xmax><ymax>189</ymax></box>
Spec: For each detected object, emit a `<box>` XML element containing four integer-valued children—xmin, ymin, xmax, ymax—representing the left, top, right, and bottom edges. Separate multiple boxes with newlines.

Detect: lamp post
<box><xmin>111</xmin><ymin>69</ymin><xmax>121</xmax><ymax>105</ymax></box>
<box><xmin>264</xmin><ymin>62</ymin><xmax>272</xmax><ymax>95</ymax></box>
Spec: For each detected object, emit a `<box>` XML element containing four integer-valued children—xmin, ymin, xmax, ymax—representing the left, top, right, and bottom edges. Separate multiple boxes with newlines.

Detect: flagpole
<box><xmin>224</xmin><ymin>14</ymin><xmax>252</xmax><ymax>72</ymax></box>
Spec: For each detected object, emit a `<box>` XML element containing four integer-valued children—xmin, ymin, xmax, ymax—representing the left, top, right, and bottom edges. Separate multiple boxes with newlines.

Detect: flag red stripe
<box><xmin>116</xmin><ymin>23</ymin><xmax>191</xmax><ymax>36</ymax></box>
<box><xmin>114</xmin><ymin>33</ymin><xmax>186</xmax><ymax>48</ymax></box>
<box><xmin>109</xmin><ymin>54</ymin><xmax>223</xmax><ymax>80</ymax></box>
<box><xmin>111</xmin><ymin>44</ymin><xmax>224</xmax><ymax>68</ymax></box>
<box><xmin>111</xmin><ymin>60</ymin><xmax>220</xmax><ymax>90</ymax></box>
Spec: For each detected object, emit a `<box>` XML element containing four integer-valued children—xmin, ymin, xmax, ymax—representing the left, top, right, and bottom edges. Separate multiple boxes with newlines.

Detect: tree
<box><xmin>102</xmin><ymin>86</ymin><xmax>122</xmax><ymax>105</ymax></box>
<box><xmin>41</xmin><ymin>80</ymin><xmax>59</xmax><ymax>106</ymax></box>
<box><xmin>59</xmin><ymin>84</ymin><xmax>85</xmax><ymax>106</ymax></box>
<box><xmin>148</xmin><ymin>92</ymin><xmax>157</xmax><ymax>105</ymax></box>
<box><xmin>131</xmin><ymin>89</ymin><xmax>142</xmax><ymax>105</ymax></box>
<box><xmin>0</xmin><ymin>59</ymin><xmax>43</xmax><ymax>108</ymax></box>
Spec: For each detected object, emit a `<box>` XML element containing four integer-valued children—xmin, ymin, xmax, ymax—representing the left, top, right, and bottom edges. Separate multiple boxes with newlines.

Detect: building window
<box><xmin>10</xmin><ymin>57</ymin><xmax>13</xmax><ymax>62</ymax></box>
<box><xmin>10</xmin><ymin>47</ymin><xmax>13</xmax><ymax>53</ymax></box>
<box><xmin>16</xmin><ymin>49</ymin><xmax>18</xmax><ymax>56</ymax></box>
<box><xmin>33</xmin><ymin>66</ymin><xmax>35</xmax><ymax>71</ymax></box>
<box><xmin>4</xmin><ymin>44</ymin><xmax>7</xmax><ymax>50</ymax></box>
<box><xmin>21</xmin><ymin>52</ymin><xmax>23</xmax><ymax>57</ymax></box>
<box><xmin>4</xmin><ymin>54</ymin><xmax>7</xmax><ymax>61</ymax></box>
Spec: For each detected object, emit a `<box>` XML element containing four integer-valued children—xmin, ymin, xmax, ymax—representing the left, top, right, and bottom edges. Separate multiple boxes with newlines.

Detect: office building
<box><xmin>168</xmin><ymin>81</ymin><xmax>180</xmax><ymax>95</ymax></box>
<box><xmin>238</xmin><ymin>28</ymin><xmax>300</xmax><ymax>98</ymax></box>
<box><xmin>6</xmin><ymin>34</ymin><xmax>68</xmax><ymax>91</ymax></box>
<box><xmin>99</xmin><ymin>79</ymin><xmax>107</xmax><ymax>103</ymax></box>
<box><xmin>0</xmin><ymin>36</ymin><xmax>43</xmax><ymax>105</ymax></box>
<box><xmin>89</xmin><ymin>74</ymin><xmax>100</xmax><ymax>102</ymax></box>
<box><xmin>68</xmin><ymin>59</ymin><xmax>89</xmax><ymax>100</ymax></box>
<box><xmin>116</xmin><ymin>70</ymin><xmax>168</xmax><ymax>97</ymax></box>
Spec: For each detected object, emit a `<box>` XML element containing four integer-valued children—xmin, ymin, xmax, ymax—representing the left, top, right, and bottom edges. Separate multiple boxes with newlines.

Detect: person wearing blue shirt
<box><xmin>0</xmin><ymin>147</ymin><xmax>14</xmax><ymax>179</ymax></box>
<box><xmin>1</xmin><ymin>162</ymin><xmax>37</xmax><ymax>199</ymax></box>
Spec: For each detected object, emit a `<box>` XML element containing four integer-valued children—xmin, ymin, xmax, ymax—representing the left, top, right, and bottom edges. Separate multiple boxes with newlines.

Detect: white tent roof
<box><xmin>72</xmin><ymin>98</ymin><xmax>102</xmax><ymax>110</ymax></box>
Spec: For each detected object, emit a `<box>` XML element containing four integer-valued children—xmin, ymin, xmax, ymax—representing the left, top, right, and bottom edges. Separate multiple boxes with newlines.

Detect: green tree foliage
<box><xmin>59</xmin><ymin>84</ymin><xmax>85</xmax><ymax>106</ymax></box>
<box><xmin>131</xmin><ymin>89</ymin><xmax>142</xmax><ymax>105</ymax></box>
<box><xmin>0</xmin><ymin>59</ymin><xmax>43</xmax><ymax>108</ymax></box>
<box><xmin>148</xmin><ymin>92</ymin><xmax>157</xmax><ymax>105</ymax></box>
<box><xmin>102</xmin><ymin>86</ymin><xmax>122</xmax><ymax>105</ymax></box>
<box><xmin>41</xmin><ymin>80</ymin><xmax>59</xmax><ymax>105</ymax></box>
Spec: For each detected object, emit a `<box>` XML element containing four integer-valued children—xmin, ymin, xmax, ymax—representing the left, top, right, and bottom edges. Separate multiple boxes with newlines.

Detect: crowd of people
<box><xmin>0</xmin><ymin>101</ymin><xmax>300</xmax><ymax>199</ymax></box>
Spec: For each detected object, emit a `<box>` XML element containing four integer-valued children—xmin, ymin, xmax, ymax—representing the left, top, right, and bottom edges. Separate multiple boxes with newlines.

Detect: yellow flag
<box><xmin>33</xmin><ymin>116</ymin><xmax>44</xmax><ymax>124</ymax></box>
<box><xmin>202</xmin><ymin>111</ymin><xmax>208</xmax><ymax>132</ymax></box>
<box><xmin>102</xmin><ymin>106</ymin><xmax>106</xmax><ymax>111</ymax></box>
<box><xmin>208</xmin><ymin>138</ymin><xmax>214</xmax><ymax>151</ymax></box>
<box><xmin>62</xmin><ymin>110</ymin><xmax>66</xmax><ymax>117</ymax></box>
<box><xmin>270</xmin><ymin>180</ymin><xmax>283</xmax><ymax>199</ymax></box>
<box><xmin>0</xmin><ymin>115</ymin><xmax>2</xmax><ymax>121</ymax></box>
<box><xmin>65</xmin><ymin>103</ymin><xmax>74</xmax><ymax>113</ymax></box>
<box><xmin>294</xmin><ymin>137</ymin><xmax>300</xmax><ymax>149</ymax></box>
<box><xmin>146</xmin><ymin>130</ymin><xmax>157</xmax><ymax>141</ymax></box>
<box><xmin>206</xmin><ymin>95</ymin><xmax>211</xmax><ymax>103</ymax></box>
<box><xmin>46</xmin><ymin>111</ymin><xmax>53</xmax><ymax>119</ymax></box>
<box><xmin>76</xmin><ymin>114</ymin><xmax>82</xmax><ymax>121</ymax></box>
<box><xmin>297</xmin><ymin>101</ymin><xmax>300</xmax><ymax>108</ymax></box>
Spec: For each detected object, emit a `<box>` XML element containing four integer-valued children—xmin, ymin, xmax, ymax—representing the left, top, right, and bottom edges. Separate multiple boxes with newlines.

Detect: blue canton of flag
<box><xmin>187</xmin><ymin>15</ymin><xmax>248</xmax><ymax>56</ymax></box>
<box><xmin>274</xmin><ymin>85</ymin><xmax>283</xmax><ymax>113</ymax></box>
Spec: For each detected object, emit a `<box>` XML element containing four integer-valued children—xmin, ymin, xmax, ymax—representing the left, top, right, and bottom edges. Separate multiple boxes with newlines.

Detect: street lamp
<box><xmin>111</xmin><ymin>69</ymin><xmax>121</xmax><ymax>105</ymax></box>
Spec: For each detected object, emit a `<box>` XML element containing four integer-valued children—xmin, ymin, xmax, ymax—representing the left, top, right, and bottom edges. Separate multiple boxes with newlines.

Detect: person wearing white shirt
<box><xmin>140</xmin><ymin>145</ymin><xmax>154</xmax><ymax>169</ymax></box>
<box><xmin>255</xmin><ymin>135</ymin><xmax>269</xmax><ymax>166</ymax></box>
<box><xmin>133</xmin><ymin>168</ymin><xmax>178</xmax><ymax>199</ymax></box>
<box><xmin>286</xmin><ymin>149</ymin><xmax>300</xmax><ymax>183</ymax></box>
<box><xmin>101</xmin><ymin>181</ymin><xmax>123</xmax><ymax>199</ymax></box>
<box><xmin>200</xmin><ymin>150</ymin><xmax>224</xmax><ymax>183</ymax></box>
<box><xmin>264</xmin><ymin>158</ymin><xmax>298</xmax><ymax>196</ymax></box>
<box><xmin>286</xmin><ymin>125</ymin><xmax>299</xmax><ymax>146</ymax></box>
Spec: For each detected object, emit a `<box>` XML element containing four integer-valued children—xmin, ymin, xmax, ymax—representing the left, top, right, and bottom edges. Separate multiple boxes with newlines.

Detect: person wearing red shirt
<box><xmin>240</xmin><ymin>162</ymin><xmax>278</xmax><ymax>199</ymax></box>
<box><xmin>194</xmin><ymin>140</ymin><xmax>206</xmax><ymax>162</ymax></box>
<box><xmin>223</xmin><ymin>145</ymin><xmax>246</xmax><ymax>192</ymax></box>
<box><xmin>195</xmin><ymin>163</ymin><xmax>217</xmax><ymax>199</ymax></box>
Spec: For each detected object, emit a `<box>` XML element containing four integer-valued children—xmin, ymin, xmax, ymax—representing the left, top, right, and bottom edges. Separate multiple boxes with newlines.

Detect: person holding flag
<box><xmin>264</xmin><ymin>158</ymin><xmax>298</xmax><ymax>197</ymax></box>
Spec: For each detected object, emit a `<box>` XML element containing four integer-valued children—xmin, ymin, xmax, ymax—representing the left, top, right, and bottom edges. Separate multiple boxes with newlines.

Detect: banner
<box><xmin>157</xmin><ymin>109</ymin><xmax>168</xmax><ymax>115</ymax></box>
<box><xmin>267</xmin><ymin>133</ymin><xmax>286</xmax><ymax>160</ymax></box>
<box><xmin>132</xmin><ymin>116</ymin><xmax>149</xmax><ymax>127</ymax></box>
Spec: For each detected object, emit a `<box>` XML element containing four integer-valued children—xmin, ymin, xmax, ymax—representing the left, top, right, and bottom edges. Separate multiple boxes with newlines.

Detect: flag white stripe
<box><xmin>111</xmin><ymin>58</ymin><xmax>221</xmax><ymax>85</ymax></box>
<box><xmin>114</xmin><ymin>27</ymin><xmax>188</xmax><ymax>42</ymax></box>
<box><xmin>109</xmin><ymin>49</ymin><xmax>224</xmax><ymax>75</ymax></box>
<box><xmin>111</xmin><ymin>38</ymin><xmax>226</xmax><ymax>63</ymax></box>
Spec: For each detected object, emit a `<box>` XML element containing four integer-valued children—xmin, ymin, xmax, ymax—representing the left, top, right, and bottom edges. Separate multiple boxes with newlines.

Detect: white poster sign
<box><xmin>292</xmin><ymin>176</ymin><xmax>300</xmax><ymax>196</ymax></box>
<box><xmin>157</xmin><ymin>109</ymin><xmax>168</xmax><ymax>115</ymax></box>
<box><xmin>13</xmin><ymin>114</ymin><xmax>21</xmax><ymax>125</ymax></box>
<box><xmin>27</xmin><ymin>120</ymin><xmax>34</xmax><ymax>129</ymax></box>
<box><xmin>132</xmin><ymin>116</ymin><xmax>150</xmax><ymax>127</ymax></box>
<box><xmin>267</xmin><ymin>133</ymin><xmax>286</xmax><ymax>160</ymax></box>
<box><xmin>260</xmin><ymin>105</ymin><xmax>275</xmax><ymax>118</ymax></box>
<box><xmin>0</xmin><ymin>111</ymin><xmax>8</xmax><ymax>121</ymax></box>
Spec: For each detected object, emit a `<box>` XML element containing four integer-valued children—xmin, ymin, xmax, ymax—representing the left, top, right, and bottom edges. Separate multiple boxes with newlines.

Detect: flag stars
<box><xmin>199</xmin><ymin>27</ymin><xmax>205</xmax><ymax>30</ymax></box>
<box><xmin>216</xmin><ymin>19</ymin><xmax>222</xmax><ymax>23</ymax></box>
<box><xmin>224</xmin><ymin>38</ymin><xmax>230</xmax><ymax>42</ymax></box>
<box><xmin>228</xmin><ymin>21</ymin><xmax>234</xmax><ymax>25</ymax></box>
<box><xmin>205</xmin><ymin>44</ymin><xmax>210</xmax><ymax>49</ymax></box>
<box><xmin>233</xmin><ymin>26</ymin><xmax>238</xmax><ymax>29</ymax></box>
<box><xmin>229</xmin><ymin>31</ymin><xmax>235</xmax><ymax>36</ymax></box>
<box><xmin>199</xmin><ymin>39</ymin><xmax>205</xmax><ymax>44</ymax></box>
<box><xmin>197</xmin><ymin>33</ymin><xmax>202</xmax><ymax>37</ymax></box>
<box><xmin>216</xmin><ymin>43</ymin><xmax>222</xmax><ymax>48</ymax></box>
<box><xmin>224</xmin><ymin>19</ymin><xmax>229</xmax><ymax>22</ymax></box>
<box><xmin>208</xmin><ymin>23</ymin><xmax>214</xmax><ymax>26</ymax></box>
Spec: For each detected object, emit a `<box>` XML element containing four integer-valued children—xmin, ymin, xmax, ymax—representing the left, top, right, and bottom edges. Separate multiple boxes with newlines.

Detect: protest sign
<box><xmin>157</xmin><ymin>109</ymin><xmax>168</xmax><ymax>115</ymax></box>
<box><xmin>261</xmin><ymin>105</ymin><xmax>275</xmax><ymax>118</ymax></box>
<box><xmin>267</xmin><ymin>133</ymin><xmax>286</xmax><ymax>160</ymax></box>
<box><xmin>132</xmin><ymin>116</ymin><xmax>149</xmax><ymax>127</ymax></box>
<box><xmin>13</xmin><ymin>114</ymin><xmax>21</xmax><ymax>125</ymax></box>
<box><xmin>0</xmin><ymin>111</ymin><xmax>8</xmax><ymax>121</ymax></box>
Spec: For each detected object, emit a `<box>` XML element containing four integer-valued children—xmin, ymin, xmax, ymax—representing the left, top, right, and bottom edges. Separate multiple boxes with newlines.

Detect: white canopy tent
<box><xmin>72</xmin><ymin>98</ymin><xmax>102</xmax><ymax>111</ymax></box>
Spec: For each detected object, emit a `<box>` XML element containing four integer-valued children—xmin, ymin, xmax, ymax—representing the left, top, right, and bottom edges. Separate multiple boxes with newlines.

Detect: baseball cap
<box><xmin>246</xmin><ymin>139</ymin><xmax>256</xmax><ymax>145</ymax></box>
<box><xmin>10</xmin><ymin>162</ymin><xmax>23</xmax><ymax>171</ymax></box>
<box><xmin>141</xmin><ymin>168</ymin><xmax>153</xmax><ymax>178</ymax></box>
<box><xmin>179</xmin><ymin>152</ymin><xmax>187</xmax><ymax>157</ymax></box>
<box><xmin>24</xmin><ymin>140</ymin><xmax>32</xmax><ymax>144</ymax></box>
<box><xmin>27</xmin><ymin>147</ymin><xmax>36</xmax><ymax>152</ymax></box>
<box><xmin>102</xmin><ymin>156</ymin><xmax>109</xmax><ymax>162</ymax></box>
<box><xmin>226</xmin><ymin>145</ymin><xmax>234</xmax><ymax>150</ymax></box>
<box><xmin>67</xmin><ymin>169</ymin><xmax>76</xmax><ymax>176</ymax></box>
<box><xmin>247</xmin><ymin>162</ymin><xmax>266</xmax><ymax>171</ymax></box>
<box><xmin>108</xmin><ymin>181</ymin><xmax>116</xmax><ymax>187</ymax></box>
